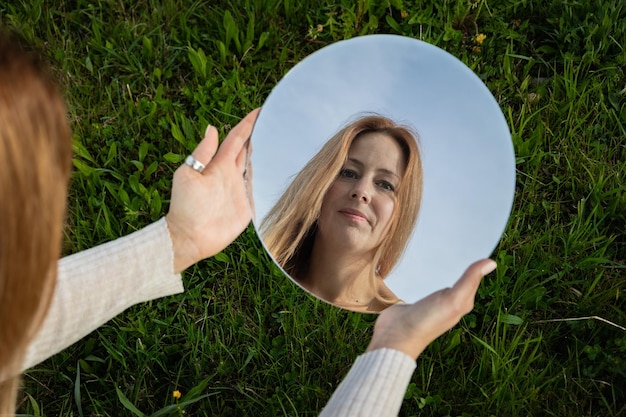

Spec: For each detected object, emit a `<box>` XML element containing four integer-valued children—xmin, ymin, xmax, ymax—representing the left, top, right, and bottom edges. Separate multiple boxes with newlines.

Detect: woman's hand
<box><xmin>166</xmin><ymin>108</ymin><xmax>260</xmax><ymax>273</ymax></box>
<box><xmin>366</xmin><ymin>259</ymin><xmax>497</xmax><ymax>360</ymax></box>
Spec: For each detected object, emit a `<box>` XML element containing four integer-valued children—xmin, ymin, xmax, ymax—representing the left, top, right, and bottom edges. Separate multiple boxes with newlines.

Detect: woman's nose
<box><xmin>350</xmin><ymin>180</ymin><xmax>370</xmax><ymax>203</ymax></box>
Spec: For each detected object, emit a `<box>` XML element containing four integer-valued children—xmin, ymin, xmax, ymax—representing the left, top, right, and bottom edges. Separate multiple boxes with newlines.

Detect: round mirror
<box><xmin>250</xmin><ymin>34</ymin><xmax>515</xmax><ymax>312</ymax></box>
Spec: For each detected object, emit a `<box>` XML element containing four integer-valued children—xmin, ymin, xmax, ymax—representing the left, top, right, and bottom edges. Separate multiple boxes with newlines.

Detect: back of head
<box><xmin>0</xmin><ymin>31</ymin><xmax>72</xmax><ymax>415</ymax></box>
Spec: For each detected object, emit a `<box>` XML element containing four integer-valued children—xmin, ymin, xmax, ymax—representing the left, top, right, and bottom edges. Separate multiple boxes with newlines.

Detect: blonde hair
<box><xmin>261</xmin><ymin>115</ymin><xmax>422</xmax><ymax>306</ymax></box>
<box><xmin>0</xmin><ymin>32</ymin><xmax>72</xmax><ymax>415</ymax></box>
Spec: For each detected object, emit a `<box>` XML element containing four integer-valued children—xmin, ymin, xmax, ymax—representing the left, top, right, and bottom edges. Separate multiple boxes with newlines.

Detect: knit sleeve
<box><xmin>21</xmin><ymin>218</ymin><xmax>184</xmax><ymax>371</ymax></box>
<box><xmin>319</xmin><ymin>348</ymin><xmax>416</xmax><ymax>417</ymax></box>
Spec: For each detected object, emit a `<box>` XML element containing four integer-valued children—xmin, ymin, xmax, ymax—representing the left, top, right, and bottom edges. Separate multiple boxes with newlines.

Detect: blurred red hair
<box><xmin>0</xmin><ymin>31</ymin><xmax>73</xmax><ymax>415</ymax></box>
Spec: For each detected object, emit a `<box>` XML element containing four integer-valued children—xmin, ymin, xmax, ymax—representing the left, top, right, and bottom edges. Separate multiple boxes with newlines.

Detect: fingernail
<box><xmin>204</xmin><ymin>124</ymin><xmax>212</xmax><ymax>137</ymax></box>
<box><xmin>481</xmin><ymin>260</ymin><xmax>497</xmax><ymax>276</ymax></box>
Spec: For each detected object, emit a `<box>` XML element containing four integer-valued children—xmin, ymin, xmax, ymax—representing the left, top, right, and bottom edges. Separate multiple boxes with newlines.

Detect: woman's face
<box><xmin>316</xmin><ymin>131</ymin><xmax>405</xmax><ymax>254</ymax></box>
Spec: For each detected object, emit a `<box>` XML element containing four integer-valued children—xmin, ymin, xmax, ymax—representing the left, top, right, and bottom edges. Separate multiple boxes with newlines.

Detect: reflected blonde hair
<box><xmin>261</xmin><ymin>115</ymin><xmax>422</xmax><ymax>306</ymax></box>
<box><xmin>0</xmin><ymin>32</ymin><xmax>72</xmax><ymax>415</ymax></box>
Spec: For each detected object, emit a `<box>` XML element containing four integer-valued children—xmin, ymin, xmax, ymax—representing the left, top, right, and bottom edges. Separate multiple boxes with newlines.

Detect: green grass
<box><xmin>2</xmin><ymin>0</ymin><xmax>625</xmax><ymax>415</ymax></box>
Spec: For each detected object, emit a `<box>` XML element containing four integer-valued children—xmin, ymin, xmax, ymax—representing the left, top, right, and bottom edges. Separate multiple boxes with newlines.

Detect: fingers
<box><xmin>235</xmin><ymin>141</ymin><xmax>248</xmax><ymax>173</ymax></box>
<box><xmin>213</xmin><ymin>108</ymin><xmax>261</xmax><ymax>164</ymax></box>
<box><xmin>247</xmin><ymin>155</ymin><xmax>256</xmax><ymax>221</ymax></box>
<box><xmin>242</xmin><ymin>136</ymin><xmax>253</xmax><ymax>174</ymax></box>
<box><xmin>191</xmin><ymin>125</ymin><xmax>219</xmax><ymax>167</ymax></box>
<box><xmin>184</xmin><ymin>108</ymin><xmax>260</xmax><ymax>178</ymax></box>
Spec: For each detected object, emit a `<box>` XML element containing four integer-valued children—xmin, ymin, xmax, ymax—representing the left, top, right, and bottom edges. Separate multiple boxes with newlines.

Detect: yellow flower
<box><xmin>472</xmin><ymin>46</ymin><xmax>482</xmax><ymax>53</ymax></box>
<box><xmin>172</xmin><ymin>390</ymin><xmax>182</xmax><ymax>399</ymax></box>
<box><xmin>475</xmin><ymin>33</ymin><xmax>487</xmax><ymax>45</ymax></box>
<box><xmin>401</xmin><ymin>10</ymin><xmax>409</xmax><ymax>19</ymax></box>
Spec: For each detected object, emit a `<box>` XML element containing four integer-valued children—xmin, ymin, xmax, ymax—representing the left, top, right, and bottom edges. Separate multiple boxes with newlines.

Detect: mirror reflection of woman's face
<box><xmin>316</xmin><ymin>132</ymin><xmax>405</xmax><ymax>254</ymax></box>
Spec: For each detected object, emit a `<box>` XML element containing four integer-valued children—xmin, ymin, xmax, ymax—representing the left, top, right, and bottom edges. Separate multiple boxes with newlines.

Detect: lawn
<box><xmin>2</xmin><ymin>0</ymin><xmax>625</xmax><ymax>416</ymax></box>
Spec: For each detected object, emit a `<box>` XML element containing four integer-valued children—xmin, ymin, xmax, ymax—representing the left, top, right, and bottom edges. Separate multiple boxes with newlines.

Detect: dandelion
<box><xmin>475</xmin><ymin>33</ymin><xmax>487</xmax><ymax>45</ymax></box>
<box><xmin>172</xmin><ymin>390</ymin><xmax>182</xmax><ymax>399</ymax></box>
<box><xmin>307</xmin><ymin>24</ymin><xmax>324</xmax><ymax>40</ymax></box>
<box><xmin>401</xmin><ymin>10</ymin><xmax>409</xmax><ymax>19</ymax></box>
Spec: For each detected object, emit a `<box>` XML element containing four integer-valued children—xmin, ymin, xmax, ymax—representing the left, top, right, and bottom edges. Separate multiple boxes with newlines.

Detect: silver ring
<box><xmin>185</xmin><ymin>155</ymin><xmax>206</xmax><ymax>174</ymax></box>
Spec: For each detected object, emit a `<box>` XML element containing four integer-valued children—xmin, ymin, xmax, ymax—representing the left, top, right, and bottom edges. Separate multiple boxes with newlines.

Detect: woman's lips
<box><xmin>339</xmin><ymin>208</ymin><xmax>368</xmax><ymax>223</ymax></box>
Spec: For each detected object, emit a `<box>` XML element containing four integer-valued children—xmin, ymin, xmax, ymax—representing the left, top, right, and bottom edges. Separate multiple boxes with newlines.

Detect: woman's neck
<box><xmin>302</xmin><ymin>237</ymin><xmax>375</xmax><ymax>307</ymax></box>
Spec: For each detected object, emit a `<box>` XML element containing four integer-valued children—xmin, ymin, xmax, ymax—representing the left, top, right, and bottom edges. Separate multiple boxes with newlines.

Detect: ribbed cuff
<box><xmin>319</xmin><ymin>348</ymin><xmax>416</xmax><ymax>417</ymax></box>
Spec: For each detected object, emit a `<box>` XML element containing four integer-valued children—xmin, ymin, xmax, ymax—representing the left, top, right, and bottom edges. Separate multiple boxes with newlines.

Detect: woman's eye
<box><xmin>378</xmin><ymin>181</ymin><xmax>395</xmax><ymax>192</ymax></box>
<box><xmin>339</xmin><ymin>169</ymin><xmax>358</xmax><ymax>179</ymax></box>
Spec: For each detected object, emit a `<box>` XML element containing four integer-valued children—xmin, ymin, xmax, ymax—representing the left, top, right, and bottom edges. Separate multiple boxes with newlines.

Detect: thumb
<box><xmin>449</xmin><ymin>259</ymin><xmax>497</xmax><ymax>313</ymax></box>
<box><xmin>213</xmin><ymin>108</ymin><xmax>260</xmax><ymax>163</ymax></box>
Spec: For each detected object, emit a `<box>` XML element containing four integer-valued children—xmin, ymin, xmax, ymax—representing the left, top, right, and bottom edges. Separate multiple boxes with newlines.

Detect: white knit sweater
<box><xmin>22</xmin><ymin>218</ymin><xmax>416</xmax><ymax>416</ymax></box>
